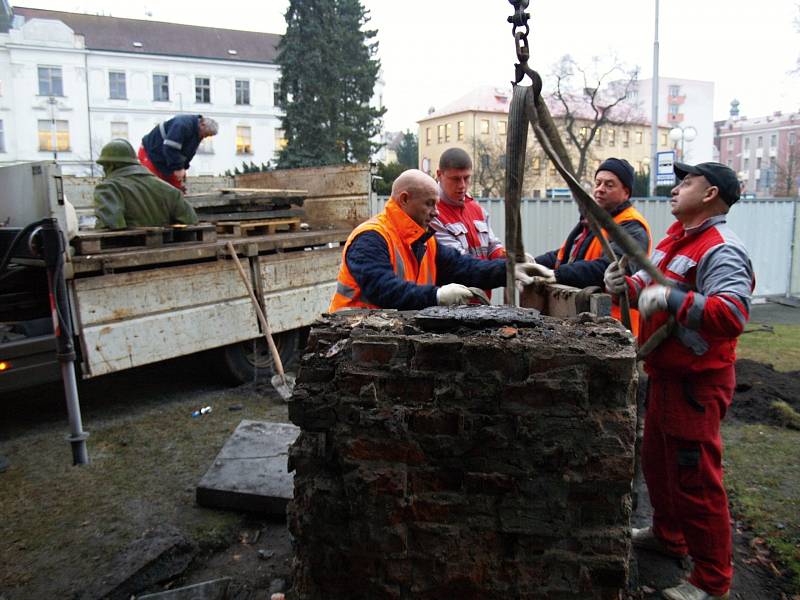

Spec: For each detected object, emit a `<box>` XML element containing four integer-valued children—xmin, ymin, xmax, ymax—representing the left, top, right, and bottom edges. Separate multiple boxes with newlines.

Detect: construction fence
<box><xmin>373</xmin><ymin>196</ymin><xmax>800</xmax><ymax>299</ymax></box>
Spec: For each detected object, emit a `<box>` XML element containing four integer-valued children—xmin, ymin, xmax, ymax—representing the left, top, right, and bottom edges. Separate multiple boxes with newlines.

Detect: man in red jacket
<box><xmin>430</xmin><ymin>148</ymin><xmax>505</xmax><ymax>261</ymax></box>
<box><xmin>605</xmin><ymin>162</ymin><xmax>753</xmax><ymax>600</ymax></box>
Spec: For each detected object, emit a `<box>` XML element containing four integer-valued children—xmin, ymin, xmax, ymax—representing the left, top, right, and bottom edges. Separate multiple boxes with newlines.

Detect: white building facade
<box><xmin>633</xmin><ymin>77</ymin><xmax>715</xmax><ymax>164</ymax></box>
<box><xmin>0</xmin><ymin>7</ymin><xmax>284</xmax><ymax>176</ymax></box>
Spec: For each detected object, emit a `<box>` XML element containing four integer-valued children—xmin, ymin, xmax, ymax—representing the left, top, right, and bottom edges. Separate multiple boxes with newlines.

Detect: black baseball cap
<box><xmin>674</xmin><ymin>161</ymin><xmax>741</xmax><ymax>206</ymax></box>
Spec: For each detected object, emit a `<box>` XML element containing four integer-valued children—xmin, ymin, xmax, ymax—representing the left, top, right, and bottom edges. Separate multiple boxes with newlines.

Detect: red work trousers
<box><xmin>137</xmin><ymin>147</ymin><xmax>186</xmax><ymax>193</ymax></box>
<box><xmin>642</xmin><ymin>366</ymin><xmax>735</xmax><ymax>597</ymax></box>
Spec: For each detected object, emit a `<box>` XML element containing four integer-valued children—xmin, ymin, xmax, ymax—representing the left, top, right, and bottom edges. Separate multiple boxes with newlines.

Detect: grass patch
<box><xmin>0</xmin><ymin>385</ymin><xmax>288</xmax><ymax>598</ymax></box>
<box><xmin>723</xmin><ymin>421</ymin><xmax>800</xmax><ymax>590</ymax></box>
<box><xmin>736</xmin><ymin>324</ymin><xmax>800</xmax><ymax>372</ymax></box>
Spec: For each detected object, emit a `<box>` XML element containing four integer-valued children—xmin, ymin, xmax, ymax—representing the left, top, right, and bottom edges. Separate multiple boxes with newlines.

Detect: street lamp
<box><xmin>668</xmin><ymin>125</ymin><xmax>697</xmax><ymax>161</ymax></box>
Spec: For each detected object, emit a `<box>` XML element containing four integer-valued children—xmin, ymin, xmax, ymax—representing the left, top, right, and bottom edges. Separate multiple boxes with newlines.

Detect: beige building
<box><xmin>418</xmin><ymin>85</ymin><xmax>672</xmax><ymax>197</ymax></box>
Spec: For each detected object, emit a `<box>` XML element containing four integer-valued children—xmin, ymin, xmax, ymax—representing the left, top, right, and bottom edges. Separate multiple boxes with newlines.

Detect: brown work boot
<box><xmin>632</xmin><ymin>527</ymin><xmax>687</xmax><ymax>558</ymax></box>
<box><xmin>662</xmin><ymin>581</ymin><xmax>729</xmax><ymax>600</ymax></box>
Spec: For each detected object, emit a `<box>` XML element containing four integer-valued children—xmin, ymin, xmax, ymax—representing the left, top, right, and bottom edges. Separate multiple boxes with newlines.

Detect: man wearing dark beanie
<box><xmin>529</xmin><ymin>157</ymin><xmax>652</xmax><ymax>335</ymax></box>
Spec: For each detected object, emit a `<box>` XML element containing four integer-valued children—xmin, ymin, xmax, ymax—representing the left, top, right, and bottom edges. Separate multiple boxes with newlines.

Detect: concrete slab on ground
<box><xmin>196</xmin><ymin>420</ymin><xmax>299</xmax><ymax>515</ymax></box>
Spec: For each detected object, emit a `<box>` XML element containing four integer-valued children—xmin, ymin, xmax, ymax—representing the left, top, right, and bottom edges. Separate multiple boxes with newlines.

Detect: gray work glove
<box><xmin>603</xmin><ymin>260</ymin><xmax>627</xmax><ymax>294</ymax></box>
<box><xmin>638</xmin><ymin>284</ymin><xmax>670</xmax><ymax>319</ymax></box>
<box><xmin>436</xmin><ymin>283</ymin><xmax>474</xmax><ymax>306</ymax></box>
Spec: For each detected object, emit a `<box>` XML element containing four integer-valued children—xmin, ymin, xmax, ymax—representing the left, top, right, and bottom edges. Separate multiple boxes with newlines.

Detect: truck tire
<box><xmin>216</xmin><ymin>329</ymin><xmax>300</xmax><ymax>386</ymax></box>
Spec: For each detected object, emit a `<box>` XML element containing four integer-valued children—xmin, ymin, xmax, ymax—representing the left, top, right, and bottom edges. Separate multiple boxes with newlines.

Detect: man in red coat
<box><xmin>605</xmin><ymin>162</ymin><xmax>753</xmax><ymax>600</ymax></box>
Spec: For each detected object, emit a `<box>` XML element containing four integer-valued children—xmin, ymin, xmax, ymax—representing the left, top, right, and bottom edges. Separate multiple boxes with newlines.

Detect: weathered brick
<box><xmin>341</xmin><ymin>437</ymin><xmax>425</xmax><ymax>465</ymax></box>
<box><xmin>351</xmin><ymin>339</ymin><xmax>401</xmax><ymax>366</ymax></box>
<box><xmin>407</xmin><ymin>468</ymin><xmax>463</xmax><ymax>494</ymax></box>
<box><xmin>411</xmin><ymin>335</ymin><xmax>464</xmax><ymax>371</ymax></box>
<box><xmin>408</xmin><ymin>409</ymin><xmax>463</xmax><ymax>436</ymax></box>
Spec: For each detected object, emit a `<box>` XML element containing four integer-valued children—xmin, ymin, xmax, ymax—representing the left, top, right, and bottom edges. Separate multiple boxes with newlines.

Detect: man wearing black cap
<box><xmin>604</xmin><ymin>162</ymin><xmax>754</xmax><ymax>600</ymax></box>
<box><xmin>530</xmin><ymin>157</ymin><xmax>652</xmax><ymax>334</ymax></box>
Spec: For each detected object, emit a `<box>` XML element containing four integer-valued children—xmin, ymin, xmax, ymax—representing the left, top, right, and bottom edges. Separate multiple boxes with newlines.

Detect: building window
<box><xmin>445</xmin><ymin>123</ymin><xmax>452</xmax><ymax>142</ymax></box>
<box><xmin>756</xmin><ymin>157</ymin><xmax>762</xmax><ymax>169</ymax></box>
<box><xmin>636</xmin><ymin>131</ymin><xmax>643</xmax><ymax>144</ymax></box>
<box><xmin>274</xmin><ymin>129</ymin><xmax>287</xmax><ymax>153</ymax></box>
<box><xmin>153</xmin><ymin>74</ymin><xmax>169</xmax><ymax>101</ymax></box>
<box><xmin>756</xmin><ymin>136</ymin><xmax>763</xmax><ymax>148</ymax></box>
<box><xmin>195</xmin><ymin>77</ymin><xmax>211</xmax><ymax>103</ymax></box>
<box><xmin>727</xmin><ymin>159</ymin><xmax>732</xmax><ymax>168</ymax></box>
<box><xmin>273</xmin><ymin>80</ymin><xmax>281</xmax><ymax>107</ymax></box>
<box><xmin>661</xmin><ymin>132</ymin><xmax>667</xmax><ymax>146</ymax></box>
<box><xmin>727</xmin><ymin>138</ymin><xmax>734</xmax><ymax>151</ymax></box>
<box><xmin>595</xmin><ymin>129</ymin><xmax>603</xmax><ymax>145</ymax></box>
<box><xmin>236</xmin><ymin>126</ymin><xmax>252</xmax><ymax>154</ymax></box>
<box><xmin>668</xmin><ymin>104</ymin><xmax>679</xmax><ymax>116</ymax></box>
<box><xmin>235</xmin><ymin>79</ymin><xmax>250</xmax><ymax>105</ymax></box>
<box><xmin>549</xmin><ymin>162</ymin><xmax>556</xmax><ymax>176</ymax></box>
<box><xmin>770</xmin><ymin>134</ymin><xmax>777</xmax><ymax>148</ymax></box>
<box><xmin>744</xmin><ymin>137</ymin><xmax>750</xmax><ymax>151</ymax></box>
<box><xmin>622</xmin><ymin>130</ymin><xmax>630</xmax><ymax>147</ymax></box>
<box><xmin>480</xmin><ymin>119</ymin><xmax>490</xmax><ymax>135</ymax></box>
<box><xmin>531</xmin><ymin>156</ymin><xmax>540</xmax><ymax>171</ymax></box>
<box><xmin>425</xmin><ymin>127</ymin><xmax>431</xmax><ymax>145</ymax></box>
<box><xmin>668</xmin><ymin>85</ymin><xmax>681</xmax><ymax>97</ymax></box>
<box><xmin>607</xmin><ymin>128</ymin><xmax>616</xmax><ymax>147</ymax></box>
<box><xmin>197</xmin><ymin>136</ymin><xmax>214</xmax><ymax>154</ymax></box>
<box><xmin>437</xmin><ymin>124</ymin><xmax>444</xmax><ymax>143</ymax></box>
<box><xmin>498</xmin><ymin>120</ymin><xmax>507</xmax><ymax>135</ymax></box>
<box><xmin>109</xmin><ymin>71</ymin><xmax>126</xmax><ymax>99</ymax></box>
<box><xmin>0</xmin><ymin>119</ymin><xmax>4</xmax><ymax>152</ymax></box>
<box><xmin>110</xmin><ymin>121</ymin><xmax>128</xmax><ymax>140</ymax></box>
<box><xmin>38</xmin><ymin>119</ymin><xmax>70</xmax><ymax>151</ymax></box>
<box><xmin>457</xmin><ymin>121</ymin><xmax>464</xmax><ymax>141</ymax></box>
<box><xmin>38</xmin><ymin>66</ymin><xmax>63</xmax><ymax>96</ymax></box>
<box><xmin>790</xmin><ymin>132</ymin><xmax>797</xmax><ymax>146</ymax></box>
<box><xmin>579</xmin><ymin>126</ymin><xmax>589</xmax><ymax>141</ymax></box>
<box><xmin>744</xmin><ymin>158</ymin><xmax>749</xmax><ymax>170</ymax></box>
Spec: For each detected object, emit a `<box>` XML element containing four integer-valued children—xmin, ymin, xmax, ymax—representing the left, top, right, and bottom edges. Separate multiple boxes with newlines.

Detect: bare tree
<box><xmin>775</xmin><ymin>141</ymin><xmax>800</xmax><ymax>197</ymax></box>
<box><xmin>469</xmin><ymin>135</ymin><xmax>547</xmax><ymax>198</ymax></box>
<box><xmin>550</xmin><ymin>54</ymin><xmax>640</xmax><ymax>181</ymax></box>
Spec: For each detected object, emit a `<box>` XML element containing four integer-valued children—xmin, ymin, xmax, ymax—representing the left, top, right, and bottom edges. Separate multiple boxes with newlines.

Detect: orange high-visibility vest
<box><xmin>329</xmin><ymin>198</ymin><xmax>437</xmax><ymax>312</ymax></box>
<box><xmin>555</xmin><ymin>205</ymin><xmax>652</xmax><ymax>336</ymax></box>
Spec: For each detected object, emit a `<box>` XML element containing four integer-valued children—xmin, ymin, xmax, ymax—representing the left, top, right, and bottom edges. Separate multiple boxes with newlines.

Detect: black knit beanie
<box><xmin>596</xmin><ymin>158</ymin><xmax>635</xmax><ymax>195</ymax></box>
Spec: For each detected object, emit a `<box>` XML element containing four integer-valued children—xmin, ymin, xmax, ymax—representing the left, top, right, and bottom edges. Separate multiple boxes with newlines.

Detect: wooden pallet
<box><xmin>216</xmin><ymin>217</ymin><xmax>302</xmax><ymax>237</ymax></box>
<box><xmin>72</xmin><ymin>224</ymin><xmax>217</xmax><ymax>255</ymax></box>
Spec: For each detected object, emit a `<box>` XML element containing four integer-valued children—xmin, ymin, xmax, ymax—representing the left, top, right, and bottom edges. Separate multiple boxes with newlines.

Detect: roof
<box><xmin>715</xmin><ymin>110</ymin><xmax>800</xmax><ymax>133</ymax></box>
<box><xmin>419</xmin><ymin>84</ymin><xmax>653</xmax><ymax>126</ymax></box>
<box><xmin>12</xmin><ymin>6</ymin><xmax>281</xmax><ymax>64</ymax></box>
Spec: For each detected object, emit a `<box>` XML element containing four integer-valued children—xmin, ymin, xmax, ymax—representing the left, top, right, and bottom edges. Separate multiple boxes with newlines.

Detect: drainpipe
<box><xmin>788</xmin><ymin>198</ymin><xmax>798</xmax><ymax>298</ymax></box>
<box><xmin>83</xmin><ymin>51</ymin><xmax>94</xmax><ymax>177</ymax></box>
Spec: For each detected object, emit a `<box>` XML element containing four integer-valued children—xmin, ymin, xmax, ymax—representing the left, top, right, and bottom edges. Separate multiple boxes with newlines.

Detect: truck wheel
<box><xmin>216</xmin><ymin>330</ymin><xmax>300</xmax><ymax>385</ymax></box>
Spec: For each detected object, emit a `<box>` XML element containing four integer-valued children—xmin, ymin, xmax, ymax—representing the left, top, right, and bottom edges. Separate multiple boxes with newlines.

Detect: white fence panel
<box><xmin>373</xmin><ymin>196</ymin><xmax>799</xmax><ymax>298</ymax></box>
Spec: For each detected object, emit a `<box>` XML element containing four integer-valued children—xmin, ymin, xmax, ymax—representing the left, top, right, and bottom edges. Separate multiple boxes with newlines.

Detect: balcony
<box><xmin>666</xmin><ymin>94</ymin><xmax>686</xmax><ymax>104</ymax></box>
<box><xmin>668</xmin><ymin>113</ymin><xmax>685</xmax><ymax>123</ymax></box>
<box><xmin>755</xmin><ymin>148</ymin><xmax>763</xmax><ymax>158</ymax></box>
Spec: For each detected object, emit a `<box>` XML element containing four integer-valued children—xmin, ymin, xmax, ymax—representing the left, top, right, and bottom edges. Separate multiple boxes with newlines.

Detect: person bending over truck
<box><xmin>604</xmin><ymin>162</ymin><xmax>753</xmax><ymax>600</ymax></box>
<box><xmin>93</xmin><ymin>139</ymin><xmax>199</xmax><ymax>230</ymax></box>
<box><xmin>139</xmin><ymin>115</ymin><xmax>218</xmax><ymax>192</ymax></box>
<box><xmin>329</xmin><ymin>169</ymin><xmax>538</xmax><ymax>311</ymax></box>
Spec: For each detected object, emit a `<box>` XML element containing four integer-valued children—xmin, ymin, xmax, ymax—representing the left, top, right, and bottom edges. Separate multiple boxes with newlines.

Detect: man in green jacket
<box><xmin>94</xmin><ymin>139</ymin><xmax>199</xmax><ymax>229</ymax></box>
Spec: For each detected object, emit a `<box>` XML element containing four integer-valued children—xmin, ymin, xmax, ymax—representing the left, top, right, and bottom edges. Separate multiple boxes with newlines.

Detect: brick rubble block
<box><xmin>287</xmin><ymin>307</ymin><xmax>638</xmax><ymax>600</ymax></box>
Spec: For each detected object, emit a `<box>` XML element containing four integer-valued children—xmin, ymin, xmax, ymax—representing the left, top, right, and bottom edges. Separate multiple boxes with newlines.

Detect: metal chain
<box><xmin>507</xmin><ymin>1</ymin><xmax>542</xmax><ymax>99</ymax></box>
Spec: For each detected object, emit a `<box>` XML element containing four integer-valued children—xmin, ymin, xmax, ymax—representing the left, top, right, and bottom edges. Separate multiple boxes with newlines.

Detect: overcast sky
<box><xmin>15</xmin><ymin>0</ymin><xmax>800</xmax><ymax>132</ymax></box>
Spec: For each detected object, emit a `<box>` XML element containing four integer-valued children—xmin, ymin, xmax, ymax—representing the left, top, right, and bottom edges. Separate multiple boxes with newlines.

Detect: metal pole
<box><xmin>37</xmin><ymin>219</ymin><xmax>89</xmax><ymax>465</ymax></box>
<box><xmin>650</xmin><ymin>0</ymin><xmax>660</xmax><ymax>195</ymax></box>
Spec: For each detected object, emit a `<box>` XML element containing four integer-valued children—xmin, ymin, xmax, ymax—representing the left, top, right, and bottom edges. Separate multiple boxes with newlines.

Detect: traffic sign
<box><xmin>656</xmin><ymin>150</ymin><xmax>676</xmax><ymax>186</ymax></box>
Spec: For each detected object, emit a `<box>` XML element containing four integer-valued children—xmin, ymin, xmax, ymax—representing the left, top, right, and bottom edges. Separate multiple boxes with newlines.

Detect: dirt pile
<box><xmin>732</xmin><ymin>359</ymin><xmax>800</xmax><ymax>427</ymax></box>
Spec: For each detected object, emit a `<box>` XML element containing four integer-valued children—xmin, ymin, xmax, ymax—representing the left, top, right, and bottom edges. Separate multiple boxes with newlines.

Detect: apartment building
<box><xmin>0</xmin><ymin>6</ymin><xmax>286</xmax><ymax>176</ymax></box>
<box><xmin>418</xmin><ymin>85</ymin><xmax>670</xmax><ymax>197</ymax></box>
<box><xmin>632</xmin><ymin>77</ymin><xmax>715</xmax><ymax>163</ymax></box>
<box><xmin>715</xmin><ymin>102</ymin><xmax>800</xmax><ymax>197</ymax></box>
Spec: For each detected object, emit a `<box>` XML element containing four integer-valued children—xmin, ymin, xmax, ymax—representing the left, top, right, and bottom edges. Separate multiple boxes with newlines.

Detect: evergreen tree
<box><xmin>277</xmin><ymin>0</ymin><xmax>385</xmax><ymax>168</ymax></box>
<box><xmin>395</xmin><ymin>130</ymin><xmax>418</xmax><ymax>169</ymax></box>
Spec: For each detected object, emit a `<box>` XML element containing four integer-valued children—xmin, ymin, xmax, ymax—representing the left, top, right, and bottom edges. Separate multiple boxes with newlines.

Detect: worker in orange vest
<box><xmin>527</xmin><ymin>158</ymin><xmax>652</xmax><ymax>334</ymax></box>
<box><xmin>329</xmin><ymin>169</ymin><xmax>537</xmax><ymax>312</ymax></box>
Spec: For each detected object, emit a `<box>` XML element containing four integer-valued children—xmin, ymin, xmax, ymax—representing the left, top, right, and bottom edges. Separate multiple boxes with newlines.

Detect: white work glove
<box><xmin>603</xmin><ymin>261</ymin><xmax>627</xmax><ymax>294</ymax></box>
<box><xmin>638</xmin><ymin>285</ymin><xmax>670</xmax><ymax>319</ymax></box>
<box><xmin>436</xmin><ymin>283</ymin><xmax>474</xmax><ymax>306</ymax></box>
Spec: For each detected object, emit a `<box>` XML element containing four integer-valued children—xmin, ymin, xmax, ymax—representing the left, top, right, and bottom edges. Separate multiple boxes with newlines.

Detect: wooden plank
<box><xmin>236</xmin><ymin>164</ymin><xmax>371</xmax><ymax>198</ymax></box>
<box><xmin>216</xmin><ymin>217</ymin><xmax>301</xmax><ymax>237</ymax></box>
<box><xmin>70</xmin><ymin>229</ymin><xmax>350</xmax><ymax>275</ymax></box>
<box><xmin>72</xmin><ymin>260</ymin><xmax>248</xmax><ymax>326</ymax></box>
<box><xmin>257</xmin><ymin>247</ymin><xmax>342</xmax><ymax>292</ymax></box>
<box><xmin>187</xmin><ymin>191</ymin><xmax>306</xmax><ymax>209</ymax></box>
<box><xmin>219</xmin><ymin>187</ymin><xmax>307</xmax><ymax>195</ymax></box>
<box><xmin>301</xmin><ymin>195</ymin><xmax>370</xmax><ymax>228</ymax></box>
<box><xmin>198</xmin><ymin>208</ymin><xmax>304</xmax><ymax>222</ymax></box>
<box><xmin>72</xmin><ymin>224</ymin><xmax>217</xmax><ymax>255</ymax></box>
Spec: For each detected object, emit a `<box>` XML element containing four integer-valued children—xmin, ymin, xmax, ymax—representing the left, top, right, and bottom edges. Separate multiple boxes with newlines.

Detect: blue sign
<box><xmin>656</xmin><ymin>150</ymin><xmax>676</xmax><ymax>186</ymax></box>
